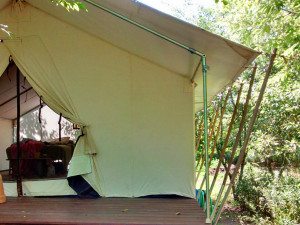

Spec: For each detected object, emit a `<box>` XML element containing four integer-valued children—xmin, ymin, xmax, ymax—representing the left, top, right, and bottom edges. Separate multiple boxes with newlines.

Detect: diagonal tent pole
<box><xmin>195</xmin><ymin>118</ymin><xmax>204</xmax><ymax>181</ymax></box>
<box><xmin>195</xmin><ymin>119</ymin><xmax>204</xmax><ymax>153</ymax></box>
<box><xmin>196</xmin><ymin>105</ymin><xmax>219</xmax><ymax>174</ymax></box>
<box><xmin>201</xmin><ymin>55</ymin><xmax>211</xmax><ymax>224</ymax></box>
<box><xmin>211</xmin><ymin>64</ymin><xmax>257</xmax><ymax>220</ymax></box>
<box><xmin>208</xmin><ymin>90</ymin><xmax>230</xmax><ymax>165</ymax></box>
<box><xmin>210</xmin><ymin>65</ymin><xmax>257</xmax><ymax>220</ymax></box>
<box><xmin>209</xmin><ymin>83</ymin><xmax>243</xmax><ymax>195</ymax></box>
<box><xmin>227</xmin><ymin>66</ymin><xmax>256</xmax><ymax>169</ymax></box>
<box><xmin>196</xmin><ymin>102</ymin><xmax>220</xmax><ymax>174</ymax></box>
<box><xmin>198</xmin><ymin>90</ymin><xmax>230</xmax><ymax>191</ymax></box>
<box><xmin>212</xmin><ymin>49</ymin><xmax>277</xmax><ymax>225</ymax></box>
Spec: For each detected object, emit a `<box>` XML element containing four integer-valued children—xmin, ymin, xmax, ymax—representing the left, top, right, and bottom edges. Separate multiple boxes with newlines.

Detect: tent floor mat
<box><xmin>0</xmin><ymin>197</ymin><xmax>206</xmax><ymax>225</ymax></box>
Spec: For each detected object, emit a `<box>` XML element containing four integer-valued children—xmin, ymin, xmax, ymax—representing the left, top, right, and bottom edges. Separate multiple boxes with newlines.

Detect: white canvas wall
<box><xmin>0</xmin><ymin>4</ymin><xmax>195</xmax><ymax>197</ymax></box>
<box><xmin>0</xmin><ymin>118</ymin><xmax>12</xmax><ymax>171</ymax></box>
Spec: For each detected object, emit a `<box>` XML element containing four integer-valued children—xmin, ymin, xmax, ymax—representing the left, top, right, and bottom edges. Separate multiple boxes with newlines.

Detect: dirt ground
<box><xmin>218</xmin><ymin>204</ymin><xmax>241</xmax><ymax>225</ymax></box>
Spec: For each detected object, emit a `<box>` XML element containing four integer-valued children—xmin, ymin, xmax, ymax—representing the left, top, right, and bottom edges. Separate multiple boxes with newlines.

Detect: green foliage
<box><xmin>221</xmin><ymin>0</ymin><xmax>300</xmax><ymax>173</ymax></box>
<box><xmin>236</xmin><ymin>165</ymin><xmax>300</xmax><ymax>224</ymax></box>
<box><xmin>235</xmin><ymin>166</ymin><xmax>273</xmax><ymax>219</ymax></box>
<box><xmin>214</xmin><ymin>0</ymin><xmax>229</xmax><ymax>5</ymax></box>
<box><xmin>51</xmin><ymin>0</ymin><xmax>87</xmax><ymax>12</ymax></box>
<box><xmin>248</xmin><ymin>130</ymin><xmax>299</xmax><ymax>172</ymax></box>
<box><xmin>192</xmin><ymin>0</ymin><xmax>300</xmax><ymax>222</ymax></box>
<box><xmin>0</xmin><ymin>0</ymin><xmax>86</xmax><ymax>36</ymax></box>
<box><xmin>194</xmin><ymin>0</ymin><xmax>300</xmax><ymax>172</ymax></box>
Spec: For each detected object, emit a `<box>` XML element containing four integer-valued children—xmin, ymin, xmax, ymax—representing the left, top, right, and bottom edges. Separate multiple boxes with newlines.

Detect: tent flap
<box><xmin>68</xmin><ymin>155</ymin><xmax>92</xmax><ymax>177</ymax></box>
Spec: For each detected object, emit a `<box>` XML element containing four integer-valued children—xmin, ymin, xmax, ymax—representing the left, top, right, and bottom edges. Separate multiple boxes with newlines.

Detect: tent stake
<box><xmin>201</xmin><ymin>55</ymin><xmax>211</xmax><ymax>224</ymax></box>
<box><xmin>16</xmin><ymin>66</ymin><xmax>23</xmax><ymax>197</ymax></box>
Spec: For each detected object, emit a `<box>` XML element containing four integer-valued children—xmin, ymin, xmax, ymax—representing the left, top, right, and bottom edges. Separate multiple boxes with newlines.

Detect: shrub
<box><xmin>235</xmin><ymin>165</ymin><xmax>300</xmax><ymax>224</ymax></box>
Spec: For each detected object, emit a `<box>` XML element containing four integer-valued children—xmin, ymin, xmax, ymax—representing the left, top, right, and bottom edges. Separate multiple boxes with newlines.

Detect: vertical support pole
<box><xmin>58</xmin><ymin>113</ymin><xmax>62</xmax><ymax>141</ymax></box>
<box><xmin>202</xmin><ymin>55</ymin><xmax>211</xmax><ymax>224</ymax></box>
<box><xmin>39</xmin><ymin>97</ymin><xmax>43</xmax><ymax>140</ymax></box>
<box><xmin>38</xmin><ymin>97</ymin><xmax>43</xmax><ymax>124</ymax></box>
<box><xmin>16</xmin><ymin>66</ymin><xmax>23</xmax><ymax>197</ymax></box>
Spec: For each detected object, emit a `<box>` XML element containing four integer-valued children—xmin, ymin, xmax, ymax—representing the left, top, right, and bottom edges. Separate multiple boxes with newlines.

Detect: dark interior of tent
<box><xmin>0</xmin><ymin>60</ymin><xmax>78</xmax><ymax>183</ymax></box>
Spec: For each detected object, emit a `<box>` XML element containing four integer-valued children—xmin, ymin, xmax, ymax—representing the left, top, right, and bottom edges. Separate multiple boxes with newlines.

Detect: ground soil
<box><xmin>218</xmin><ymin>204</ymin><xmax>241</xmax><ymax>225</ymax></box>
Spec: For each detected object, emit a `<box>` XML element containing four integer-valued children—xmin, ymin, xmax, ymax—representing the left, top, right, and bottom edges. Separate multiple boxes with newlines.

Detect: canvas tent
<box><xmin>0</xmin><ymin>0</ymin><xmax>259</xmax><ymax>198</ymax></box>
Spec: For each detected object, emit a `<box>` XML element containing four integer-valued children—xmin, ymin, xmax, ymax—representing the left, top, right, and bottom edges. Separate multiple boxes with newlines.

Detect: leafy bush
<box><xmin>235</xmin><ymin>165</ymin><xmax>300</xmax><ymax>224</ymax></box>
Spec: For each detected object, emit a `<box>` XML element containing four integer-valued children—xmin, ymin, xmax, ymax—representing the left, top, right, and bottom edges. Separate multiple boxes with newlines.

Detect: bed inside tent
<box><xmin>0</xmin><ymin>62</ymin><xmax>80</xmax><ymax>196</ymax></box>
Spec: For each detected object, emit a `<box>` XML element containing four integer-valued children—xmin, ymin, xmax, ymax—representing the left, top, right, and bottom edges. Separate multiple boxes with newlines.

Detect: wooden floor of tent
<box><xmin>0</xmin><ymin>197</ymin><xmax>207</xmax><ymax>225</ymax></box>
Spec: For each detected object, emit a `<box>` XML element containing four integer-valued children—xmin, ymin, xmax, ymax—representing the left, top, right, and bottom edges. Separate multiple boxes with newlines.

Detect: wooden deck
<box><xmin>0</xmin><ymin>197</ymin><xmax>206</xmax><ymax>225</ymax></box>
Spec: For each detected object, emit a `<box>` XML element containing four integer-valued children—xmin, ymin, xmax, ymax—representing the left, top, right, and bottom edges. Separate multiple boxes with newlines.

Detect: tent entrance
<box><xmin>0</xmin><ymin>62</ymin><xmax>79</xmax><ymax>196</ymax></box>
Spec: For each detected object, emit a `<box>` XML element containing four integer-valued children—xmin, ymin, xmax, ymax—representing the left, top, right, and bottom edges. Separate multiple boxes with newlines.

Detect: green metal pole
<box><xmin>202</xmin><ymin>55</ymin><xmax>211</xmax><ymax>224</ymax></box>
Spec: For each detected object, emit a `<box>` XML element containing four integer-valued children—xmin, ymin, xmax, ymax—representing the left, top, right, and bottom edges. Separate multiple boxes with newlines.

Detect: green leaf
<box><xmin>263</xmin><ymin>25</ymin><xmax>271</xmax><ymax>33</ymax></box>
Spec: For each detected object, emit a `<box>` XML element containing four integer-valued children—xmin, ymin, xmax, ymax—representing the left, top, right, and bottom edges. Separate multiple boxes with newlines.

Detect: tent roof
<box><xmin>0</xmin><ymin>0</ymin><xmax>259</xmax><ymax>112</ymax></box>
